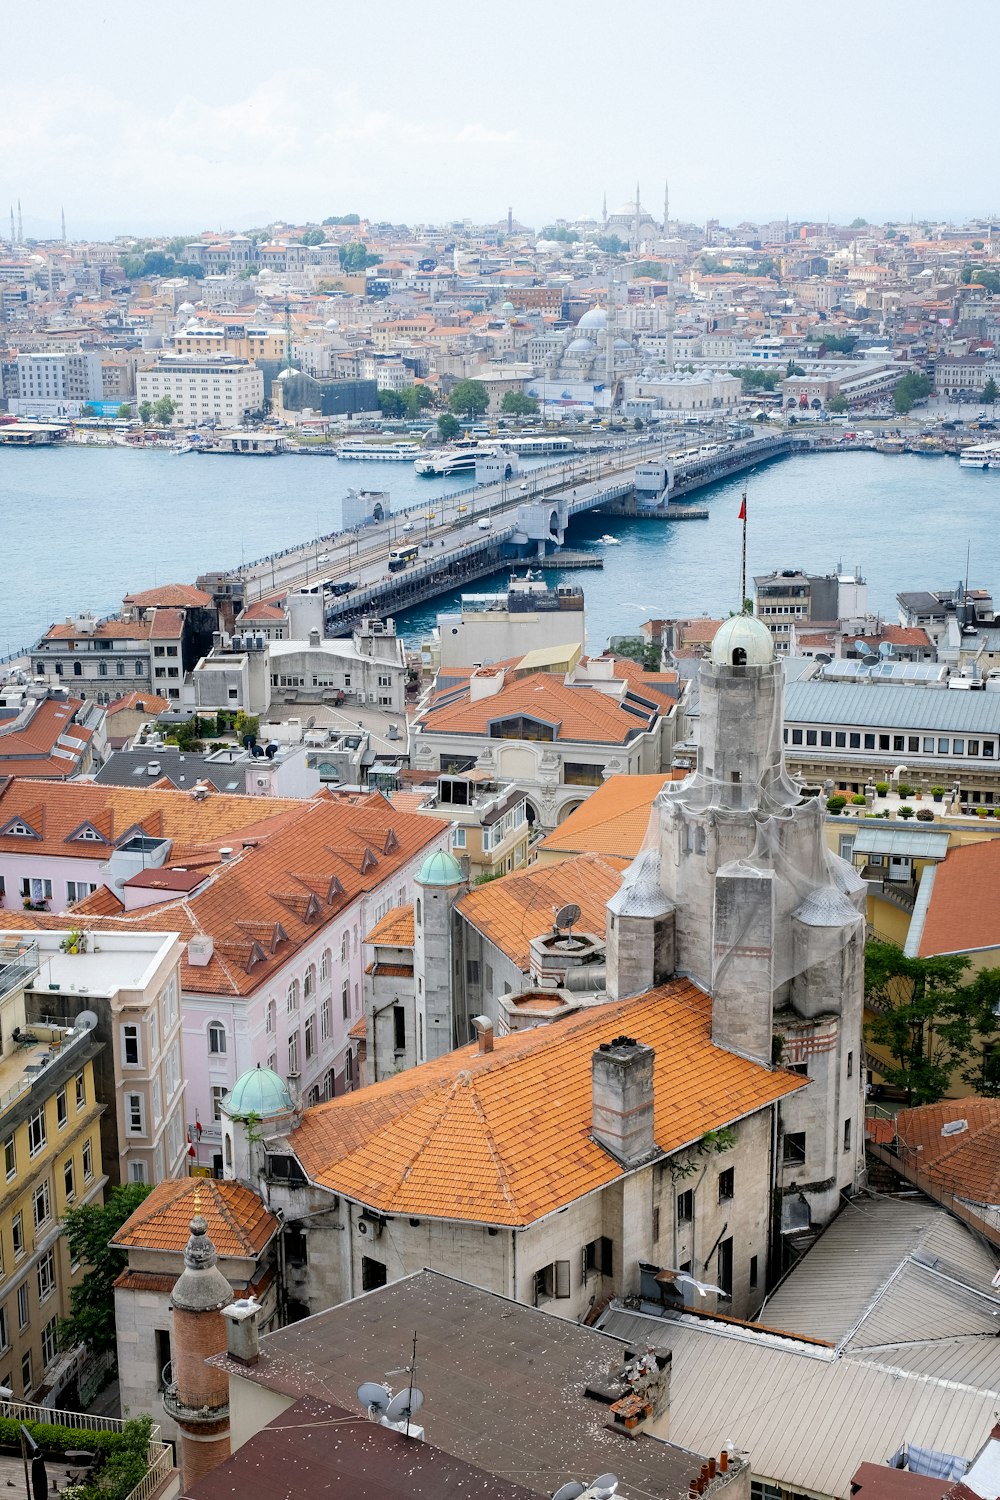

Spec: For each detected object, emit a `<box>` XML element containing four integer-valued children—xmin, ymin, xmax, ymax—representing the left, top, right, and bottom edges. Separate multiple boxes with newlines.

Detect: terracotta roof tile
<box><xmin>535</xmin><ymin>775</ymin><xmax>669</xmax><ymax>860</ymax></box>
<box><xmin>890</xmin><ymin>1100</ymin><xmax>1000</xmax><ymax>1206</ymax></box>
<box><xmin>417</xmin><ymin>672</ymin><xmax>658</xmax><ymax>745</ymax></box>
<box><xmin>106</xmin><ymin>692</ymin><xmax>170</xmax><ymax>717</ymax></box>
<box><xmin>365</xmin><ymin>905</ymin><xmax>415</xmax><ymax>947</ymax></box>
<box><xmin>457</xmin><ymin>852</ymin><xmax>625</xmax><ymax>968</ymax></box>
<box><xmin>122</xmin><ymin>584</ymin><xmax>214</xmax><ymax>609</ymax></box>
<box><xmin>918</xmin><ymin>840</ymin><xmax>1000</xmax><ymax>956</ymax></box>
<box><xmin>112</xmin><ymin>1177</ymin><xmax>279</xmax><ymax>1257</ymax></box>
<box><xmin>290</xmin><ymin>981</ymin><xmax>804</xmax><ymax>1226</ymax></box>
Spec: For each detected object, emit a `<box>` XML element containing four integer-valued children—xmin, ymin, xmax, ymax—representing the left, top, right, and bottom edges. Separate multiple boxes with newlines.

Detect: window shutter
<box><xmin>555</xmin><ymin>1260</ymin><xmax>571</xmax><ymax>1299</ymax></box>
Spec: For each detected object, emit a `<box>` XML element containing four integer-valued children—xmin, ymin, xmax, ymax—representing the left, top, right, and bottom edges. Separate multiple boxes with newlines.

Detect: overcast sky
<box><xmin>3</xmin><ymin>0</ymin><xmax>996</xmax><ymax>240</ymax></box>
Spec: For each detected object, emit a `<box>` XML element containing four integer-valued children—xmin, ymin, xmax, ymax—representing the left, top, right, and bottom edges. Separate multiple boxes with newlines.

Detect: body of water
<box><xmin>2</xmin><ymin>445</ymin><xmax>997</xmax><ymax>657</ymax></box>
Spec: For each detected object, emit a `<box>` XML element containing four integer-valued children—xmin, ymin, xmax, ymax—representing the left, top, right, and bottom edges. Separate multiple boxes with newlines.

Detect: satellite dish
<box><xmin>592</xmin><ymin>1479</ymin><xmax>619</xmax><ymax>1500</ymax></box>
<box><xmin>385</xmin><ymin>1387</ymin><xmax>424</xmax><ymax>1423</ymax></box>
<box><xmin>553</xmin><ymin>1486</ymin><xmax>587</xmax><ymax>1500</ymax></box>
<box><xmin>554</xmin><ymin>903</ymin><xmax>581</xmax><ymax>931</ymax></box>
<box><xmin>878</xmin><ymin>641</ymin><xmax>894</xmax><ymax>657</ymax></box>
<box><xmin>357</xmin><ymin>1382</ymin><xmax>392</xmax><ymax>1417</ymax></box>
<box><xmin>854</xmin><ymin>639</ymin><xmax>875</xmax><ymax>657</ymax></box>
<box><xmin>814</xmin><ymin>652</ymin><xmax>833</xmax><ymax>665</ymax></box>
<box><xmin>75</xmin><ymin>1010</ymin><xmax>99</xmax><ymax>1033</ymax></box>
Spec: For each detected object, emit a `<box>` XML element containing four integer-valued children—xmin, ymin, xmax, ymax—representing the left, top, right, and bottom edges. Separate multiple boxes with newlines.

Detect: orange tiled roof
<box><xmin>44</xmin><ymin>619</ymin><xmax>152</xmax><ymax>641</ymax></box>
<box><xmin>290</xmin><ymin>981</ymin><xmax>804</xmax><ymax>1226</ymax></box>
<box><xmin>535</xmin><ymin>775</ymin><xmax>669</xmax><ymax>861</ymax></box>
<box><xmin>0</xmin><ymin>698</ymin><xmax>94</xmax><ymax>780</ymax></box>
<box><xmin>0</xmin><ymin>792</ymin><xmax>444</xmax><ymax>997</ymax></box>
<box><xmin>456</xmin><ymin>852</ymin><xmax>625</xmax><ymax>969</ymax></box>
<box><xmin>891</xmin><ymin>1100</ymin><xmax>1000</xmax><ymax>1206</ymax></box>
<box><xmin>71</xmin><ymin>884</ymin><xmax>123</xmax><ymax>916</ymax></box>
<box><xmin>417</xmin><ymin>671</ymin><xmax>657</xmax><ymax>746</ymax></box>
<box><xmin>106</xmin><ymin>692</ymin><xmax>170</xmax><ymax>717</ymax></box>
<box><xmin>918</xmin><ymin>840</ymin><xmax>1000</xmax><ymax>957</ymax></box>
<box><xmin>239</xmin><ymin>601</ymin><xmax>286</xmax><ymax>622</ymax></box>
<box><xmin>122</xmin><ymin>584</ymin><xmax>214</xmax><ymax>609</ymax></box>
<box><xmin>0</xmin><ymin>777</ymin><xmax>302</xmax><ymax>865</ymax></box>
<box><xmin>149</xmin><ymin>608</ymin><xmax>185</xmax><ymax>640</ymax></box>
<box><xmin>112</xmin><ymin>1178</ymin><xmax>279</xmax><ymax>1257</ymax></box>
<box><xmin>365</xmin><ymin>904</ymin><xmax>415</xmax><ymax>947</ymax></box>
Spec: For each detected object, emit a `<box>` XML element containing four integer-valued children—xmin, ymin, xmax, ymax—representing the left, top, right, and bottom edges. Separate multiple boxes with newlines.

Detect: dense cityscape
<box><xmin>3</xmin><ymin>8</ymin><xmax>1000</xmax><ymax>1500</ymax></box>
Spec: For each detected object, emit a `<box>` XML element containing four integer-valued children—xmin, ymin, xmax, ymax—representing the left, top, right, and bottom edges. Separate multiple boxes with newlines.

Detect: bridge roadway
<box><xmin>236</xmin><ymin>433</ymin><xmax>795</xmax><ymax>630</ymax></box>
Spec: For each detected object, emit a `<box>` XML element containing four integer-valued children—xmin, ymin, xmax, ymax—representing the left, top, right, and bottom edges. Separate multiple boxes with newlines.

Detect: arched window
<box><xmin>225</xmin><ymin>1135</ymin><xmax>233</xmax><ymax>1168</ymax></box>
<box><xmin>208</xmin><ymin>1022</ymin><xmax>226</xmax><ymax>1055</ymax></box>
<box><xmin>287</xmin><ymin>979</ymin><xmax>300</xmax><ymax>1012</ymax></box>
<box><xmin>340</xmin><ymin>931</ymin><xmax>349</xmax><ymax>964</ymax></box>
<box><xmin>265</xmin><ymin>999</ymin><xmax>276</xmax><ymax>1034</ymax></box>
<box><xmin>303</xmin><ymin>964</ymin><xmax>316</xmax><ymax>1000</ymax></box>
<box><xmin>416</xmin><ymin>898</ymin><xmax>422</xmax><ymax>926</ymax></box>
<box><xmin>73</xmin><ymin>662</ymin><xmax>82</xmax><ymax>676</ymax></box>
<box><xmin>320</xmin><ymin>949</ymin><xmax>331</xmax><ymax>984</ymax></box>
<box><xmin>732</xmin><ymin>647</ymin><xmax>747</xmax><ymax>666</ymax></box>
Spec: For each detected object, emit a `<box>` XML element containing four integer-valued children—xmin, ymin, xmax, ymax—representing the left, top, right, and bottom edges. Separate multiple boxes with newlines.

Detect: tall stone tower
<box><xmin>414</xmin><ymin>849</ymin><xmax>468</xmax><ymax>1061</ymax></box>
<box><xmin>164</xmin><ymin>1214</ymin><xmax>233</xmax><ymax>1486</ymax></box>
<box><xmin>607</xmin><ymin>613</ymin><xmax>866</xmax><ymax>1233</ymax></box>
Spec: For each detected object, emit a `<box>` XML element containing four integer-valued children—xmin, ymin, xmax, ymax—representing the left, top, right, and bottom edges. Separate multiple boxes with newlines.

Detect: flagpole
<box><xmin>740</xmin><ymin>489</ymin><xmax>747</xmax><ymax>612</ymax></box>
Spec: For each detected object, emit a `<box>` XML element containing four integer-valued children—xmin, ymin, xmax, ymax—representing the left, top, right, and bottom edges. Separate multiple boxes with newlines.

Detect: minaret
<box><xmin>633</xmin><ymin>180</ymin><xmax>641</xmax><ymax>250</ymax></box>
<box><xmin>663</xmin><ymin>178</ymin><xmax>669</xmax><ymax>236</ymax></box>
<box><xmin>605</xmin><ymin>267</ymin><xmax>616</xmax><ymax>383</ymax></box>
<box><xmin>602</xmin><ymin>191</ymin><xmax>608</xmax><ymax>226</ymax></box>
<box><xmin>163</xmin><ymin>1213</ymin><xmax>233</xmax><ymax>1487</ymax></box>
<box><xmin>61</xmin><ymin>206</ymin><xmax>66</xmax><ymax>243</ymax></box>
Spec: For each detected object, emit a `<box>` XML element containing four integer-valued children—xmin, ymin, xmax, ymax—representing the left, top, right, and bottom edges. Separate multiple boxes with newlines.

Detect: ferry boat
<box><xmin>414</xmin><ymin>443</ymin><xmax>498</xmax><ymax>477</ymax></box>
<box><xmin>0</xmin><ymin>420</ymin><xmax>71</xmax><ymax>446</ymax></box>
<box><xmin>337</xmin><ymin>439</ymin><xmax>424</xmax><ymax>462</ymax></box>
<box><xmin>959</xmin><ymin>442</ymin><xmax>1000</xmax><ymax>470</ymax></box>
<box><xmin>195</xmin><ymin>432</ymin><xmax>286</xmax><ymax>456</ymax></box>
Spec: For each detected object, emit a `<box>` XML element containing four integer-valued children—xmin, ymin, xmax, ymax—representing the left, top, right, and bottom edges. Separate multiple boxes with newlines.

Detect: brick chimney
<box><xmin>591</xmin><ymin>1036</ymin><xmax>656</xmax><ymax>1167</ymax></box>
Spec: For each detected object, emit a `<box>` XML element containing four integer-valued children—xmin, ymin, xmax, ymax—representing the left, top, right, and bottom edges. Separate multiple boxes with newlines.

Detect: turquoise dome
<box><xmin>416</xmin><ymin>848</ymin><xmax>465</xmax><ymax>887</ymax></box>
<box><xmin>224</xmin><ymin>1064</ymin><xmax>294</xmax><ymax>1119</ymax></box>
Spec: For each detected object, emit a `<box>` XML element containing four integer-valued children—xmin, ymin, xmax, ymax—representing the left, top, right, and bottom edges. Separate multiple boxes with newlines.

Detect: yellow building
<box><xmin>170</xmin><ymin>325</ymin><xmax>287</xmax><ymax>362</ymax></box>
<box><xmin>0</xmin><ymin>937</ymin><xmax>105</xmax><ymax>1402</ymax></box>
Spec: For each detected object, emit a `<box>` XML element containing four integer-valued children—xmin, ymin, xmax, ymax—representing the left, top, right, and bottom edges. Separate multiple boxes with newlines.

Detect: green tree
<box><xmin>377</xmin><ymin>390</ymin><xmax>405</xmax><ymax>419</ymax></box>
<box><xmin>613</xmin><ymin>637</ymin><xmax>661</xmax><ymax>671</ymax></box>
<box><xmin>323</xmin><ymin>213</ymin><xmax>361</xmax><ymax>226</ymax></box>
<box><xmin>234</xmin><ymin>710</ymin><xmax>260</xmax><ymax>742</ymax></box>
<box><xmin>849</xmin><ymin>217</ymin><xmax>868</xmax><ymax>229</ymax></box>
<box><xmin>448</xmin><ymin>379</ymin><xmax>489</xmax><ymax>418</ymax></box>
<box><xmin>500</xmin><ymin>391</ymin><xmax>539</xmax><ymax>416</ymax></box>
<box><xmin>61</xmin><ymin>1183</ymin><xmax>152</xmax><ymax>1355</ymax></box>
<box><xmin>972</xmin><ymin>269</ymin><xmax>1000</xmax><ymax>294</ymax></box>
<box><xmin>786</xmin><ymin>361</ymin><xmax>805</xmax><ymax>377</ymax></box>
<box><xmin>982</xmin><ymin>377</ymin><xmax>999</xmax><ymax>406</ymax></box>
<box><xmin>539</xmin><ymin>226</ymin><xmax>579</xmax><ymax>243</ymax></box>
<box><xmin>400</xmin><ymin>384</ymin><xmax>434</xmax><ymax>418</ymax></box>
<box><xmin>595</xmin><ymin>233</ymin><xmax>624</xmax><ymax>254</ymax></box>
<box><xmin>633</xmin><ymin>261</ymin><xmax>669</xmax><ymax>279</ymax></box>
<box><xmin>731</xmin><ymin>367</ymin><xmax>780</xmax><ymax>392</ymax></box>
<box><xmin>814</xmin><ymin>332</ymin><xmax>858</xmax><ymax>354</ymax></box>
<box><xmin>138</xmin><ymin>401</ymin><xmax>153</xmax><ymax>424</ymax></box>
<box><xmin>863</xmin><ymin>940</ymin><xmax>995</xmax><ymax>1104</ymax></box>
<box><xmin>961</xmin><ymin>264</ymin><xmax>974</xmax><ymax>284</ymax></box>
<box><xmin>300</xmin><ymin>228</ymin><xmax>326</xmax><ymax>246</ymax></box>
<box><xmin>972</xmin><ymin>240</ymin><xmax>985</xmax><ymax>251</ymax></box>
<box><xmin>437</xmin><ymin>412</ymin><xmax>460</xmax><ymax>441</ymax></box>
<box><xmin>338</xmin><ymin>242</ymin><xmax>380</xmax><ymax>273</ymax></box>
<box><xmin>152</xmin><ymin>395</ymin><xmax>176</xmax><ymax>425</ymax></box>
<box><xmin>893</xmin><ymin>370</ymin><xmax>931</xmax><ymax>414</ymax></box>
<box><xmin>238</xmin><ymin>264</ymin><xmax>260</xmax><ymax>278</ymax></box>
<box><xmin>116</xmin><ymin>403</ymin><xmax>134</xmax><ymax>420</ymax></box>
<box><xmin>827</xmin><ymin>394</ymin><xmax>849</xmax><ymax>413</ymax></box>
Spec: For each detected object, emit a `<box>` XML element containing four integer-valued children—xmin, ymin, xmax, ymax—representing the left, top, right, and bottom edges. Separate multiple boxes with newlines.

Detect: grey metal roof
<box><xmin>820</xmin><ymin>661</ymin><xmax>947</xmax><ymax>684</ymax></box>
<box><xmin>851</xmin><ymin>828</ymin><xmax>951</xmax><ymax>859</ymax></box>
<box><xmin>598</xmin><ymin>1306</ymin><xmax>998</xmax><ymax>1500</ymax></box>
<box><xmin>211</xmin><ymin>1270</ymin><xmax>706</xmax><ymax>1500</ymax></box>
<box><xmin>785</xmin><ymin>680</ymin><xmax>1000</xmax><ymax>734</ymax></box>
<box><xmin>93</xmin><ymin>748</ymin><xmax>249</xmax><ymax>793</ymax></box>
<box><xmin>761</xmin><ymin>1198</ymin><xmax>1000</xmax><ymax>1348</ymax></box>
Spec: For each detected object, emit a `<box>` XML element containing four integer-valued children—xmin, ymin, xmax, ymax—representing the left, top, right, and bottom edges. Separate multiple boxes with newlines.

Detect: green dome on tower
<box><xmin>416</xmin><ymin>848</ymin><xmax>465</xmax><ymax>886</ymax></box>
<box><xmin>224</xmin><ymin>1064</ymin><xmax>294</xmax><ymax>1119</ymax></box>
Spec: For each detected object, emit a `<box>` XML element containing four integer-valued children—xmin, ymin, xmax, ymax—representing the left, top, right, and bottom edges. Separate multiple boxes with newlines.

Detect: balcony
<box><xmin>0</xmin><ymin>1401</ymin><xmax>176</xmax><ymax>1500</ymax></box>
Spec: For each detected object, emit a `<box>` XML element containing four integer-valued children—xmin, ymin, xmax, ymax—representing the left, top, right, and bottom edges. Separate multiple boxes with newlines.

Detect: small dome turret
<box><xmin>223</xmin><ymin>1063</ymin><xmax>294</xmax><ymax>1120</ymax></box>
<box><xmin>416</xmin><ymin>848</ymin><xmax>465</xmax><ymax>887</ymax></box>
<box><xmin>710</xmin><ymin>613</ymin><xmax>775</xmax><ymax>668</ymax></box>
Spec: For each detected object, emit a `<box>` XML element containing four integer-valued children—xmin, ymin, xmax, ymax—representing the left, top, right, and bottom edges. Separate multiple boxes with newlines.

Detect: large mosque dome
<box><xmin>577</xmin><ymin>306</ymin><xmax>607</xmax><ymax>332</ymax></box>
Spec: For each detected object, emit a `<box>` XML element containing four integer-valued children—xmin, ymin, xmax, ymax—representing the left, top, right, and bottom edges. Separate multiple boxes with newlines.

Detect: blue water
<box><xmin>2</xmin><ymin>446</ymin><xmax>995</xmax><ymax>657</ymax></box>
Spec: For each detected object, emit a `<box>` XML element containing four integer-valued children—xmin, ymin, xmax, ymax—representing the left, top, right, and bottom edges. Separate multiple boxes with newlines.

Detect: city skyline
<box><xmin>3</xmin><ymin>0</ymin><xmax>998</xmax><ymax>239</ymax></box>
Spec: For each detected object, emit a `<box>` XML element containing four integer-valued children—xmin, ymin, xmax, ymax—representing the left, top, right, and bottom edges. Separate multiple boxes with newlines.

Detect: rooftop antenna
<box><xmin>552</xmin><ymin>902</ymin><xmax>581</xmax><ymax>945</ymax></box>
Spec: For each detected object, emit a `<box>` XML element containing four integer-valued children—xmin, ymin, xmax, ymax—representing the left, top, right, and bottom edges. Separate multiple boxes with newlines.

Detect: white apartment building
<box><xmin>136</xmin><ymin>355</ymin><xmax>264</xmax><ymax>425</ymax></box>
<box><xmin>14</xmin><ymin>351</ymin><xmax>104</xmax><ymax>414</ymax></box>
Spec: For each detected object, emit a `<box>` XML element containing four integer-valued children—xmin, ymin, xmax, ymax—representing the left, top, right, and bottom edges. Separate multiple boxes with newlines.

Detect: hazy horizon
<box><xmin>3</xmin><ymin>0</ymin><xmax>998</xmax><ymax>241</ymax></box>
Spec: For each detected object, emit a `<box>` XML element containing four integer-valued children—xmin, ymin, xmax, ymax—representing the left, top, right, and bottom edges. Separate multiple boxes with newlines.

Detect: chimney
<box><xmin>309</xmin><ymin>628</ymin><xmax>320</xmax><ymax>648</ymax></box>
<box><xmin>472</xmin><ymin>1015</ymin><xmax>494</xmax><ymax>1053</ymax></box>
<box><xmin>592</xmin><ymin>1036</ymin><xmax>656</xmax><ymax>1167</ymax></box>
<box><xmin>469</xmin><ymin>667</ymin><xmax>505</xmax><ymax>701</ymax></box>
<box><xmin>219</xmin><ymin>846</ymin><xmax>234</xmax><ymax>861</ymax></box>
<box><xmin>221</xmin><ymin>1297</ymin><xmax>259</xmax><ymax>1366</ymax></box>
<box><xmin>187</xmin><ymin>936</ymin><xmax>214</xmax><ymax>966</ymax></box>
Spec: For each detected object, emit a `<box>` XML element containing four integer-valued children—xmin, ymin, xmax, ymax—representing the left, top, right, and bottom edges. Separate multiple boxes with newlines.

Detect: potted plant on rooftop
<box><xmin>931</xmin><ymin>786</ymin><xmax>945</xmax><ymax>802</ymax></box>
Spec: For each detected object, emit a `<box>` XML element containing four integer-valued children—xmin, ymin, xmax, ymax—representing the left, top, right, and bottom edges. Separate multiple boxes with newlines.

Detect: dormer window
<box><xmin>7</xmin><ymin>823</ymin><xmax>30</xmax><ymax>837</ymax></box>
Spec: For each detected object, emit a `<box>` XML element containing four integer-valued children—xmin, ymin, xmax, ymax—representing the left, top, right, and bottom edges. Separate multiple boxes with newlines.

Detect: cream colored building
<box><xmin>136</xmin><ymin>356</ymin><xmax>264</xmax><ymax>425</ymax></box>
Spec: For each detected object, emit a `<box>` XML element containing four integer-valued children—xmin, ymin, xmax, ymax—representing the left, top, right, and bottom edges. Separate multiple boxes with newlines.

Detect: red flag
<box><xmin>738</xmin><ymin>496</ymin><xmax>746</xmax><ymax>521</ymax></box>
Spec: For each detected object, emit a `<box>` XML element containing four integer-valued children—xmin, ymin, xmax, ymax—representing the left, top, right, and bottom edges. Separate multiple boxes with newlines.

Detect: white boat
<box><xmin>415</xmin><ymin>444</ymin><xmax>498</xmax><ymax>477</ymax></box>
<box><xmin>959</xmin><ymin>442</ymin><xmax>1000</xmax><ymax>469</ymax></box>
<box><xmin>599</xmin><ymin>533</ymin><xmax>622</xmax><ymax>545</ymax></box>
<box><xmin>337</xmin><ymin>439</ymin><xmax>424</xmax><ymax>461</ymax></box>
